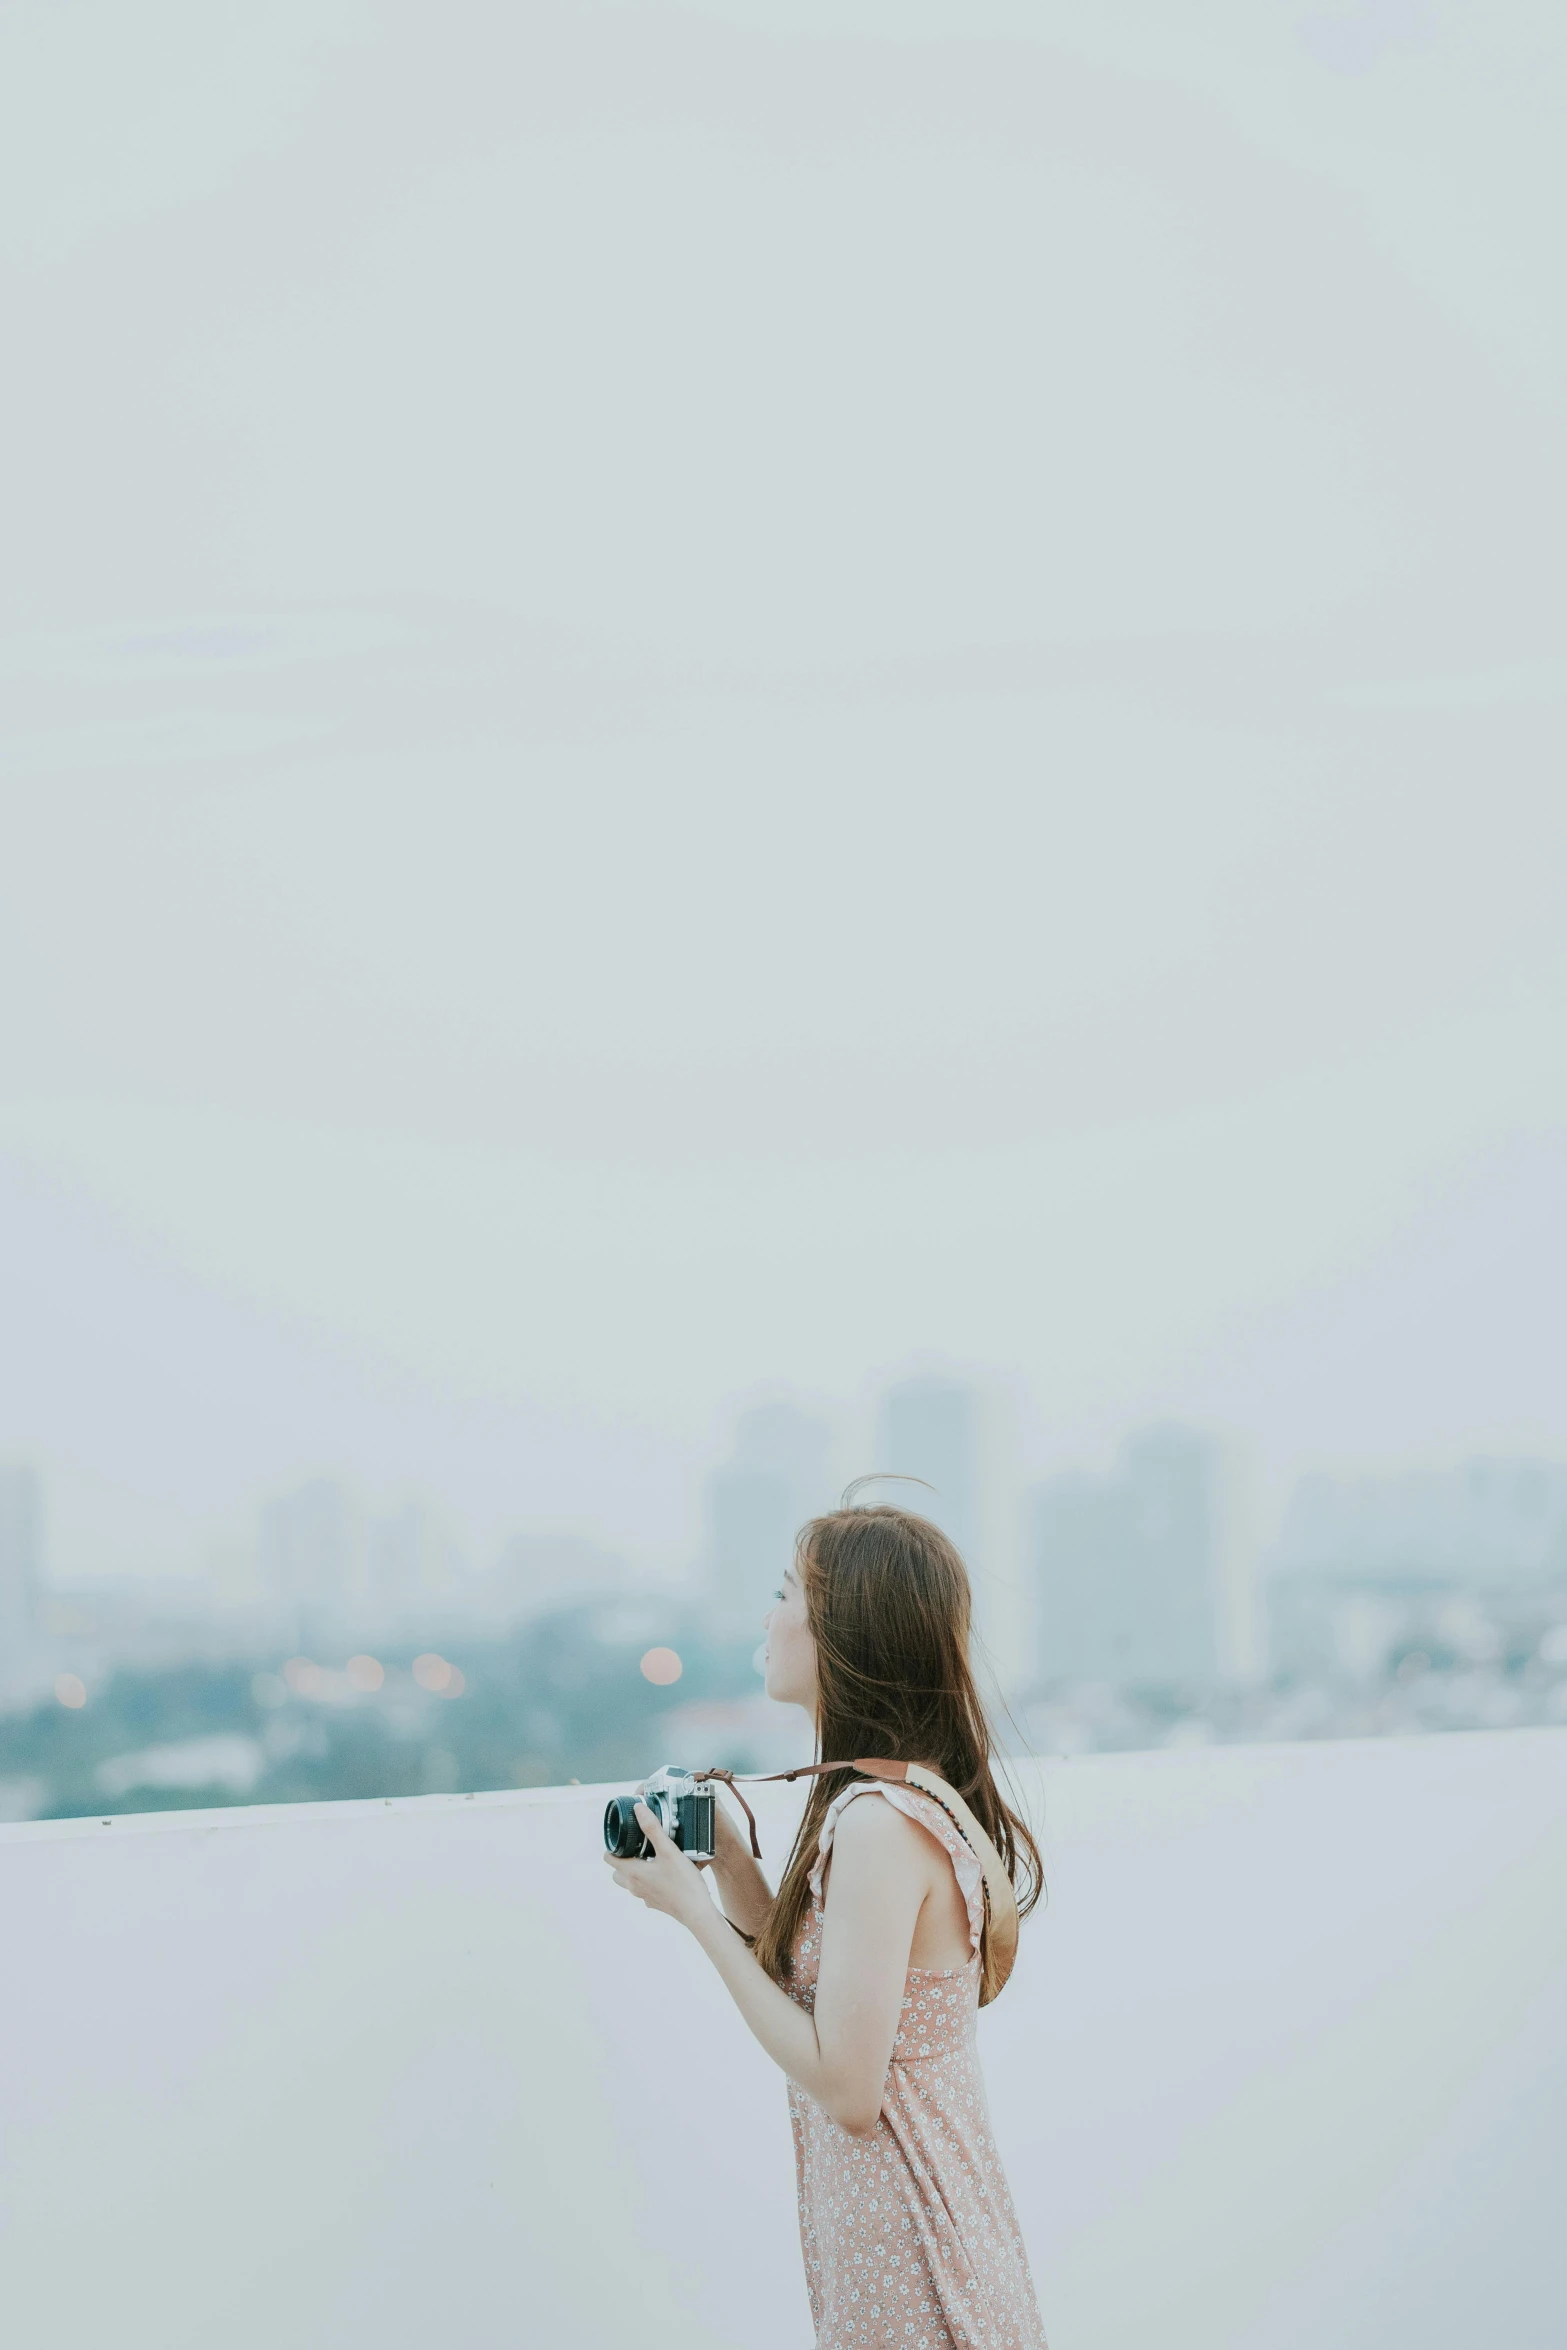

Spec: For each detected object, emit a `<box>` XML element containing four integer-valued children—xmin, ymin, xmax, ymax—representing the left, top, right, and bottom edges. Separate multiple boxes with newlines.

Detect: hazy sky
<box><xmin>3</xmin><ymin>1</ymin><xmax>1566</xmax><ymax>1574</ymax></box>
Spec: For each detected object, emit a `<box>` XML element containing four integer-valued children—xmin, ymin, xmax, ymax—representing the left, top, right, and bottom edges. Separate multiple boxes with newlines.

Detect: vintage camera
<box><xmin>603</xmin><ymin>1764</ymin><xmax>717</xmax><ymax>1861</ymax></box>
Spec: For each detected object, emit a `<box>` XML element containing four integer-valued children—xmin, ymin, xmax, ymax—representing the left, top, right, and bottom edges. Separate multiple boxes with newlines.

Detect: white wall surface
<box><xmin>2</xmin><ymin>1732</ymin><xmax>1564</xmax><ymax>2350</ymax></box>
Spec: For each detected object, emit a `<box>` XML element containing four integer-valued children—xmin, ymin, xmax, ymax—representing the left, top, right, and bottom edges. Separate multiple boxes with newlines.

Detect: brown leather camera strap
<box><xmin>695</xmin><ymin>1758</ymin><xmax>1020</xmax><ymax>2005</ymax></box>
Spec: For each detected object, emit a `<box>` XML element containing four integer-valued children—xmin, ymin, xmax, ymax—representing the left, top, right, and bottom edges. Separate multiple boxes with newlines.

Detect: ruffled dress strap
<box><xmin>807</xmin><ymin>1780</ymin><xmax>985</xmax><ymax>1960</ymax></box>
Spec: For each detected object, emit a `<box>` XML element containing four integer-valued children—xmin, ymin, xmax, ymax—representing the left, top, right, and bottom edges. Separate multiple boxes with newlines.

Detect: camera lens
<box><xmin>603</xmin><ymin>1795</ymin><xmax>643</xmax><ymax>1857</ymax></box>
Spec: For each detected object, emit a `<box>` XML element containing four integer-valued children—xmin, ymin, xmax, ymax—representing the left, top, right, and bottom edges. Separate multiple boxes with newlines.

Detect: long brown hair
<box><xmin>753</xmin><ymin>1503</ymin><xmax>1041</xmax><ymax>1987</ymax></box>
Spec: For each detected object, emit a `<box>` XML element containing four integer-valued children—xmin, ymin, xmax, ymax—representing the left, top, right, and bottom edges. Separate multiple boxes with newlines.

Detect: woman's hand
<box><xmin>602</xmin><ymin>1802</ymin><xmax>717</xmax><ymax>1934</ymax></box>
<box><xmin>704</xmin><ymin>1788</ymin><xmax>758</xmax><ymax>1873</ymax></box>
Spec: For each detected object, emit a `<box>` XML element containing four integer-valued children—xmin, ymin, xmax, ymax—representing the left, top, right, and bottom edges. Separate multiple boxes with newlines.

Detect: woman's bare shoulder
<box><xmin>829</xmin><ymin>1788</ymin><xmax>935</xmax><ymax>1872</ymax></box>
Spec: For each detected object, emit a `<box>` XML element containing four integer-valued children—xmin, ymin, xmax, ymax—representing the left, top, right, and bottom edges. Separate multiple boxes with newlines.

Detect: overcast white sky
<box><xmin>3</xmin><ymin>1</ymin><xmax>1566</xmax><ymax>1576</ymax></box>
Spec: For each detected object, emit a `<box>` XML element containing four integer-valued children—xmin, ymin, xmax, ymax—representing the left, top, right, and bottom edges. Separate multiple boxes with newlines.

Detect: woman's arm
<box><xmin>605</xmin><ymin>1795</ymin><xmax>926</xmax><ymax>2137</ymax></box>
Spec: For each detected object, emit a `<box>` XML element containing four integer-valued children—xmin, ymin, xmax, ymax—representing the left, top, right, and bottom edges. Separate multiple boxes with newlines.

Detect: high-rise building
<box><xmin>258</xmin><ymin>1480</ymin><xmax>367</xmax><ymax>1640</ymax></box>
<box><xmin>368</xmin><ymin>1500</ymin><xmax>465</xmax><ymax>1620</ymax></box>
<box><xmin>0</xmin><ymin>1463</ymin><xmax>42</xmax><ymax>1694</ymax></box>
<box><xmin>873</xmin><ymin>1379</ymin><xmax>1029</xmax><ymax>1690</ymax></box>
<box><xmin>1033</xmin><ymin>1426</ymin><xmax>1258</xmax><ymax>1688</ymax></box>
<box><xmin>707</xmin><ymin>1403</ymin><xmax>834</xmax><ymax>1637</ymax></box>
<box><xmin>878</xmin><ymin>1381</ymin><xmax>980</xmax><ymax>1560</ymax></box>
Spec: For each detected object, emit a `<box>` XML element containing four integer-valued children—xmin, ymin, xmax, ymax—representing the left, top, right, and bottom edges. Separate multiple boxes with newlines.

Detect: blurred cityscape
<box><xmin>4</xmin><ymin>1378</ymin><xmax>1567</xmax><ymax>1824</ymax></box>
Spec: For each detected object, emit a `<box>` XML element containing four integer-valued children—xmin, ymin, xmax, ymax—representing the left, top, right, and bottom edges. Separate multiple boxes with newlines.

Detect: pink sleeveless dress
<box><xmin>786</xmin><ymin>1782</ymin><xmax>1047</xmax><ymax>2350</ymax></box>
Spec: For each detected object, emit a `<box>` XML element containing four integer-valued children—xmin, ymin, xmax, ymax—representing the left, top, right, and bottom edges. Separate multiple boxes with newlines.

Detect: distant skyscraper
<box><xmin>259</xmin><ymin>1480</ymin><xmax>367</xmax><ymax>1638</ymax></box>
<box><xmin>369</xmin><ymin>1500</ymin><xmax>464</xmax><ymax>1618</ymax></box>
<box><xmin>1274</xmin><ymin>1459</ymin><xmax>1567</xmax><ymax>1589</ymax></box>
<box><xmin>708</xmin><ymin>1403</ymin><xmax>833</xmax><ymax>1636</ymax></box>
<box><xmin>1033</xmin><ymin>1427</ymin><xmax>1258</xmax><ymax>1688</ymax></box>
<box><xmin>878</xmin><ymin>1381</ymin><xmax>980</xmax><ymax>1559</ymax></box>
<box><xmin>873</xmin><ymin>1378</ymin><xmax>1030</xmax><ymax>1690</ymax></box>
<box><xmin>1267</xmin><ymin>1457</ymin><xmax>1567</xmax><ymax>1677</ymax></box>
<box><xmin>0</xmin><ymin>1463</ymin><xmax>42</xmax><ymax>1692</ymax></box>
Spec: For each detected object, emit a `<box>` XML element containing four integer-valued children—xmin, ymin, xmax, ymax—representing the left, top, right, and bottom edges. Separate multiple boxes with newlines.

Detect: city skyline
<box><xmin>11</xmin><ymin>1381</ymin><xmax>1567</xmax><ymax>1664</ymax></box>
<box><xmin>4</xmin><ymin>0</ymin><xmax>1567</xmax><ymax>1801</ymax></box>
<box><xmin>9</xmin><ymin>1361</ymin><xmax>1567</xmax><ymax>1820</ymax></box>
<box><xmin>7</xmin><ymin>1045</ymin><xmax>1567</xmax><ymax>1583</ymax></box>
<box><xmin>19</xmin><ymin>1398</ymin><xmax>1567</xmax><ymax>1594</ymax></box>
<box><xmin>7</xmin><ymin>1388</ymin><xmax>1567</xmax><ymax>1828</ymax></box>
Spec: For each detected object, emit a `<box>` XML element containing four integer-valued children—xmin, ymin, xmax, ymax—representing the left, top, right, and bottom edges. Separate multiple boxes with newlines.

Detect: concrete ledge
<box><xmin>3</xmin><ymin>1733</ymin><xmax>1564</xmax><ymax>2349</ymax></box>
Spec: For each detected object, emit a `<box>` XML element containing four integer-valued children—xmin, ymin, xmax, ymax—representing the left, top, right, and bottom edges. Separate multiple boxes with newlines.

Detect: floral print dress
<box><xmin>785</xmin><ymin>1782</ymin><xmax>1047</xmax><ymax>2350</ymax></box>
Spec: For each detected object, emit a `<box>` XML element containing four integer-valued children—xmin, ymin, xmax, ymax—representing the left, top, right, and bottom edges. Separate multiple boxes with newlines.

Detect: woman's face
<box><xmin>763</xmin><ymin>1556</ymin><xmax>818</xmax><ymax>1715</ymax></box>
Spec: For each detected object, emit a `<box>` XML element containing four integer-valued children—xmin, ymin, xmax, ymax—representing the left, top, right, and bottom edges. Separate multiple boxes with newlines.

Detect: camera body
<box><xmin>603</xmin><ymin>1763</ymin><xmax>717</xmax><ymax>1861</ymax></box>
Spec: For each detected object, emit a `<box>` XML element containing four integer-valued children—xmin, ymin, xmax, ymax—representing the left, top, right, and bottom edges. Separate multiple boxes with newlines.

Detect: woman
<box><xmin>604</xmin><ymin>1502</ymin><xmax>1047</xmax><ymax>2349</ymax></box>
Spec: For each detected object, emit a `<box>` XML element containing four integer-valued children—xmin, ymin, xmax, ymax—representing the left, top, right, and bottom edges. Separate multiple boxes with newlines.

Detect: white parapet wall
<box><xmin>2</xmin><ymin>1730</ymin><xmax>1564</xmax><ymax>2350</ymax></box>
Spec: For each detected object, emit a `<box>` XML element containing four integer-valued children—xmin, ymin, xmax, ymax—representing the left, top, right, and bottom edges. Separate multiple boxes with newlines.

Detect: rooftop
<box><xmin>4</xmin><ymin>1730</ymin><xmax>1563</xmax><ymax>2350</ymax></box>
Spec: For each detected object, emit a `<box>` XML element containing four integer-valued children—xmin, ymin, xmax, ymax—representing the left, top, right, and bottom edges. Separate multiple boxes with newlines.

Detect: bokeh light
<box><xmin>439</xmin><ymin>1664</ymin><xmax>466</xmax><ymax>1699</ymax></box>
<box><xmin>53</xmin><ymin>1673</ymin><xmax>86</xmax><ymax>1709</ymax></box>
<box><xmin>639</xmin><ymin>1647</ymin><xmax>683</xmax><ymax>1687</ymax></box>
<box><xmin>412</xmin><ymin>1652</ymin><xmax>453</xmax><ymax>1692</ymax></box>
<box><xmin>345</xmin><ymin>1654</ymin><xmax>385</xmax><ymax>1693</ymax></box>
